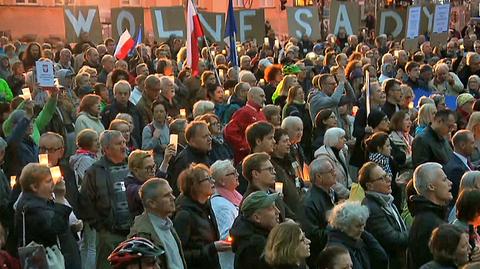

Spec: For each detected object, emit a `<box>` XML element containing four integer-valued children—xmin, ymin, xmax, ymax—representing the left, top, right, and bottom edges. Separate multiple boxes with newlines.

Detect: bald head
<box><xmin>247</xmin><ymin>87</ymin><xmax>266</xmax><ymax>107</ymax></box>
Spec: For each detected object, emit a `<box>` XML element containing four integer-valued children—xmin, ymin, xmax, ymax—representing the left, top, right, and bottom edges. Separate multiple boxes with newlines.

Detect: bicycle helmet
<box><xmin>108</xmin><ymin>237</ymin><xmax>165</xmax><ymax>268</ymax></box>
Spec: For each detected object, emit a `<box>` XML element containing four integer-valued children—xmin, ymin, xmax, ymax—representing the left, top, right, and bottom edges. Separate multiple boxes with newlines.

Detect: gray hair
<box><xmin>460</xmin><ymin>171</ymin><xmax>480</xmax><ymax>192</ymax></box>
<box><xmin>324</xmin><ymin>127</ymin><xmax>346</xmax><ymax>147</ymax></box>
<box><xmin>281</xmin><ymin>116</ymin><xmax>303</xmax><ymax>130</ymax></box>
<box><xmin>139</xmin><ymin>178</ymin><xmax>170</xmax><ymax>207</ymax></box>
<box><xmin>239</xmin><ymin>70</ymin><xmax>256</xmax><ymax>84</ymax></box>
<box><xmin>309</xmin><ymin>156</ymin><xmax>333</xmax><ymax>182</ymax></box>
<box><xmin>329</xmin><ymin>201</ymin><xmax>369</xmax><ymax>232</ymax></box>
<box><xmin>413</xmin><ymin>162</ymin><xmax>443</xmax><ymax>195</ymax></box>
<box><xmin>99</xmin><ymin>130</ymin><xmax>123</xmax><ymax>151</ymax></box>
<box><xmin>9</xmin><ymin>109</ymin><xmax>27</xmax><ymax>125</ymax></box>
<box><xmin>113</xmin><ymin>80</ymin><xmax>131</xmax><ymax>95</ymax></box>
<box><xmin>193</xmin><ymin>100</ymin><xmax>215</xmax><ymax>118</ymax></box>
<box><xmin>210</xmin><ymin>159</ymin><xmax>234</xmax><ymax>184</ymax></box>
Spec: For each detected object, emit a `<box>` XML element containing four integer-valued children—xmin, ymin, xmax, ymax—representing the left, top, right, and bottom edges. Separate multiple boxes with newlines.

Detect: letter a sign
<box><xmin>64</xmin><ymin>6</ymin><xmax>102</xmax><ymax>44</ymax></box>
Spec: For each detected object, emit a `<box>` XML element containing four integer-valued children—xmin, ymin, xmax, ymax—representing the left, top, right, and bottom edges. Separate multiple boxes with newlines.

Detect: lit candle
<box><xmin>226</xmin><ymin>235</ymin><xmax>233</xmax><ymax>243</ymax></box>
<box><xmin>180</xmin><ymin>109</ymin><xmax>186</xmax><ymax>118</ymax></box>
<box><xmin>222</xmin><ymin>49</ymin><xmax>227</xmax><ymax>55</ymax></box>
<box><xmin>224</xmin><ymin>90</ymin><xmax>230</xmax><ymax>96</ymax></box>
<box><xmin>10</xmin><ymin>176</ymin><xmax>16</xmax><ymax>189</ymax></box>
<box><xmin>302</xmin><ymin>163</ymin><xmax>310</xmax><ymax>182</ymax></box>
<box><xmin>219</xmin><ymin>69</ymin><xmax>224</xmax><ymax>79</ymax></box>
<box><xmin>275</xmin><ymin>39</ymin><xmax>280</xmax><ymax>48</ymax></box>
<box><xmin>50</xmin><ymin>166</ymin><xmax>62</xmax><ymax>184</ymax></box>
<box><xmin>408</xmin><ymin>102</ymin><xmax>414</xmax><ymax>109</ymax></box>
<box><xmin>39</xmin><ymin>154</ymin><xmax>49</xmax><ymax>166</ymax></box>
<box><xmin>264</xmin><ymin>37</ymin><xmax>269</xmax><ymax>46</ymax></box>
<box><xmin>275</xmin><ymin>182</ymin><xmax>283</xmax><ymax>193</ymax></box>
<box><xmin>352</xmin><ymin>106</ymin><xmax>359</xmax><ymax>116</ymax></box>
<box><xmin>210</xmin><ymin>50</ymin><xmax>215</xmax><ymax>58</ymax></box>
<box><xmin>170</xmin><ymin>134</ymin><xmax>178</xmax><ymax>151</ymax></box>
<box><xmin>237</xmin><ymin>46</ymin><xmax>241</xmax><ymax>52</ymax></box>
<box><xmin>22</xmin><ymin>88</ymin><xmax>31</xmax><ymax>100</ymax></box>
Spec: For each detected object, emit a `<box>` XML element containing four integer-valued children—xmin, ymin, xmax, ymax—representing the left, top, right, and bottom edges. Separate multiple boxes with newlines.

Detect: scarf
<box><xmin>215</xmin><ymin>186</ymin><xmax>243</xmax><ymax>207</ymax></box>
<box><xmin>369</xmin><ymin>152</ymin><xmax>392</xmax><ymax>177</ymax></box>
<box><xmin>293</xmin><ymin>100</ymin><xmax>305</xmax><ymax>105</ymax></box>
<box><xmin>75</xmin><ymin>149</ymin><xmax>97</xmax><ymax>159</ymax></box>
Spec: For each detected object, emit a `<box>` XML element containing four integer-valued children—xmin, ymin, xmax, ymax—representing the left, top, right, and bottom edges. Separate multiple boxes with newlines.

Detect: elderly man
<box><xmin>98</xmin><ymin>54</ymin><xmax>115</xmax><ymax>84</ymax></box>
<box><xmin>298</xmin><ymin>156</ymin><xmax>338</xmax><ymax>268</ymax></box>
<box><xmin>136</xmin><ymin>74</ymin><xmax>161</xmax><ymax>126</ymax></box>
<box><xmin>281</xmin><ymin>116</ymin><xmax>309</xmax><ymax>167</ymax></box>
<box><xmin>79</xmin><ymin>130</ymin><xmax>131</xmax><ymax>269</ymax></box>
<box><xmin>429</xmin><ymin>63</ymin><xmax>464</xmax><ymax>96</ymax></box>
<box><xmin>128</xmin><ymin>178</ymin><xmax>187</xmax><ymax>269</ymax></box>
<box><xmin>158</xmin><ymin>76</ymin><xmax>180</xmax><ymax>118</ymax></box>
<box><xmin>239</xmin><ymin>70</ymin><xmax>257</xmax><ymax>87</ymax></box>
<box><xmin>224</xmin><ymin>87</ymin><xmax>267</xmax><ymax>164</ymax></box>
<box><xmin>308</xmin><ymin>73</ymin><xmax>355</xmax><ymax>124</ymax></box>
<box><xmin>407</xmin><ymin>162</ymin><xmax>453</xmax><ymax>269</ymax></box>
<box><xmin>125</xmin><ymin>150</ymin><xmax>156</xmax><ymax>217</ymax></box>
<box><xmin>83</xmin><ymin>47</ymin><xmax>100</xmax><ymax>71</ymax></box>
<box><xmin>240</xmin><ymin>55</ymin><xmax>252</xmax><ymax>71</ymax></box>
<box><xmin>102</xmin><ymin>80</ymin><xmax>144</xmax><ymax>147</ymax></box>
<box><xmin>412</xmin><ymin>109</ymin><xmax>455</xmax><ymax>167</ymax></box>
<box><xmin>230</xmin><ymin>191</ymin><xmax>280</xmax><ymax>269</ymax></box>
<box><xmin>443</xmin><ymin>130</ymin><xmax>475</xmax><ymax>200</ymax></box>
<box><xmin>458</xmin><ymin>52</ymin><xmax>480</xmax><ymax>86</ymax></box>
<box><xmin>167</xmin><ymin>121</ymin><xmax>212</xmax><ymax>195</ymax></box>
<box><xmin>54</xmin><ymin>48</ymin><xmax>74</xmax><ymax>73</ymax></box>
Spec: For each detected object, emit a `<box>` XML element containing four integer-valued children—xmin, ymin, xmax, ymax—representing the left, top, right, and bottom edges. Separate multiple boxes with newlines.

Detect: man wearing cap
<box><xmin>230</xmin><ymin>191</ymin><xmax>280</xmax><ymax>269</ymax></box>
<box><xmin>456</xmin><ymin>93</ymin><xmax>475</xmax><ymax>130</ymax></box>
<box><xmin>298</xmin><ymin>156</ymin><xmax>337</xmax><ymax>268</ymax></box>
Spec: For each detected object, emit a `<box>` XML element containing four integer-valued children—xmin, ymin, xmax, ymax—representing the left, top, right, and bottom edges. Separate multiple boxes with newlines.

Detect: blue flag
<box><xmin>129</xmin><ymin>26</ymin><xmax>143</xmax><ymax>57</ymax></box>
<box><xmin>224</xmin><ymin>0</ymin><xmax>238</xmax><ymax>67</ymax></box>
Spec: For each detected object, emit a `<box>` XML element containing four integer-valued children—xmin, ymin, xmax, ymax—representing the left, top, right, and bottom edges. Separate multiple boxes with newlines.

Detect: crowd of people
<box><xmin>2</xmin><ymin>19</ymin><xmax>480</xmax><ymax>269</ymax></box>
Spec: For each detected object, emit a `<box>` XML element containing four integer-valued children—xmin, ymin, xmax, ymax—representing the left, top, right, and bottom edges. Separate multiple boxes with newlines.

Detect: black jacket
<box><xmin>407</xmin><ymin>195</ymin><xmax>449</xmax><ymax>269</ymax></box>
<box><xmin>243</xmin><ymin>184</ymin><xmax>294</xmax><ymax>221</ymax></box>
<box><xmin>210</xmin><ymin>136</ymin><xmax>234</xmax><ymax>162</ymax></box>
<box><xmin>230</xmin><ymin>215</ymin><xmax>272</xmax><ymax>269</ymax></box>
<box><xmin>297</xmin><ymin>185</ymin><xmax>335</xmax><ymax>268</ymax></box>
<box><xmin>167</xmin><ymin>145</ymin><xmax>212</xmax><ymax>196</ymax></box>
<box><xmin>124</xmin><ymin>173</ymin><xmax>144</xmax><ymax>217</ymax></box>
<box><xmin>326</xmin><ymin>229</ymin><xmax>388</xmax><ymax>269</ymax></box>
<box><xmin>173</xmin><ymin>195</ymin><xmax>220</xmax><ymax>269</ymax></box>
<box><xmin>101</xmin><ymin>100</ymin><xmax>144</xmax><ymax>147</ymax></box>
<box><xmin>412</xmin><ymin>125</ymin><xmax>453</xmax><ymax>167</ymax></box>
<box><xmin>282</xmin><ymin>103</ymin><xmax>313</xmax><ymax>159</ymax></box>
<box><xmin>442</xmin><ymin>152</ymin><xmax>470</xmax><ymax>202</ymax></box>
<box><xmin>271</xmin><ymin>156</ymin><xmax>302</xmax><ymax>218</ymax></box>
<box><xmin>363</xmin><ymin>192</ymin><xmax>408</xmax><ymax>269</ymax></box>
<box><xmin>382</xmin><ymin>101</ymin><xmax>400</xmax><ymax>120</ymax></box>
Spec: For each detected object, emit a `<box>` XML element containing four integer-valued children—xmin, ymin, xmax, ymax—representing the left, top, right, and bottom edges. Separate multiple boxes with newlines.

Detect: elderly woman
<box><xmin>173</xmin><ymin>163</ymin><xmax>230</xmax><ymax>269</ymax></box>
<box><xmin>193</xmin><ymin>100</ymin><xmax>215</xmax><ymax>119</ymax></box>
<box><xmin>365</xmin><ymin>131</ymin><xmax>403</xmax><ymax>210</ymax></box>
<box><xmin>263</xmin><ymin>104</ymin><xmax>282</xmax><ymax>128</ymax></box>
<box><xmin>264</xmin><ymin>222</ymin><xmax>311</xmax><ymax>269</ymax></box>
<box><xmin>467</xmin><ymin>112</ymin><xmax>480</xmax><ymax>166</ymax></box>
<box><xmin>359</xmin><ymin>162</ymin><xmax>408</xmax><ymax>269</ymax></box>
<box><xmin>390</xmin><ymin>111</ymin><xmax>414</xmax><ymax>169</ymax></box>
<box><xmin>313</xmin><ymin>108</ymin><xmax>338</xmax><ymax>151</ymax></box>
<box><xmin>75</xmin><ymin>94</ymin><xmax>105</xmax><ymax>136</ymax></box>
<box><xmin>416</xmin><ymin>103</ymin><xmax>437</xmax><ymax>137</ymax></box>
<box><xmin>142</xmin><ymin>101</ymin><xmax>170</xmax><ymax>166</ymax></box>
<box><xmin>197</xmin><ymin>113</ymin><xmax>233</xmax><ymax>161</ymax></box>
<box><xmin>315</xmin><ymin>127</ymin><xmax>351</xmax><ymax>199</ymax></box>
<box><xmin>14</xmin><ymin>163</ymin><xmax>75</xmax><ymax>267</ymax></box>
<box><xmin>326</xmin><ymin>201</ymin><xmax>388</xmax><ymax>269</ymax></box>
<box><xmin>467</xmin><ymin>75</ymin><xmax>480</xmax><ymax>99</ymax></box>
<box><xmin>210</xmin><ymin>160</ymin><xmax>242</xmax><ymax>269</ymax></box>
<box><xmin>420</xmin><ymin>224</ymin><xmax>470</xmax><ymax>269</ymax></box>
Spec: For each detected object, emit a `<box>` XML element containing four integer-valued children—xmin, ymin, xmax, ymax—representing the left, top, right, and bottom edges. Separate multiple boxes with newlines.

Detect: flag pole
<box><xmin>190</xmin><ymin>0</ymin><xmax>222</xmax><ymax>85</ymax></box>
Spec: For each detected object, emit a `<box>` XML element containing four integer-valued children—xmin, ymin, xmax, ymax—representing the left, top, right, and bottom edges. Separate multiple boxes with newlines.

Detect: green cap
<box><xmin>241</xmin><ymin>191</ymin><xmax>280</xmax><ymax>217</ymax></box>
<box><xmin>282</xmin><ymin>64</ymin><xmax>301</xmax><ymax>75</ymax></box>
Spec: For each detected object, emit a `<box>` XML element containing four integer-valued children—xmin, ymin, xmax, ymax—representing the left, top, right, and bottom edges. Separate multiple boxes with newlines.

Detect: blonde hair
<box><xmin>417</xmin><ymin>103</ymin><xmax>437</xmax><ymax>126</ymax></box>
<box><xmin>277</xmin><ymin>75</ymin><xmax>297</xmax><ymax>97</ymax></box>
<box><xmin>467</xmin><ymin>111</ymin><xmax>480</xmax><ymax>133</ymax></box>
<box><xmin>128</xmin><ymin>150</ymin><xmax>152</xmax><ymax>171</ymax></box>
<box><xmin>264</xmin><ymin>222</ymin><xmax>304</xmax><ymax>266</ymax></box>
<box><xmin>19</xmin><ymin>163</ymin><xmax>51</xmax><ymax>193</ymax></box>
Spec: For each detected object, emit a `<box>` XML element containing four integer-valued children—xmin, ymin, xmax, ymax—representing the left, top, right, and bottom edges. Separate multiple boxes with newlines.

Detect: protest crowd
<box><xmin>4</xmin><ymin>1</ymin><xmax>480</xmax><ymax>269</ymax></box>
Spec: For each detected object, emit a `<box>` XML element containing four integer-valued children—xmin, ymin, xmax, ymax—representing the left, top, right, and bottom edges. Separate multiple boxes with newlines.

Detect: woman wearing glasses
<box><xmin>359</xmin><ymin>162</ymin><xmax>408</xmax><ymax>269</ymax></box>
<box><xmin>173</xmin><ymin>163</ymin><xmax>231</xmax><ymax>269</ymax></box>
<box><xmin>210</xmin><ymin>160</ymin><xmax>242</xmax><ymax>269</ymax></box>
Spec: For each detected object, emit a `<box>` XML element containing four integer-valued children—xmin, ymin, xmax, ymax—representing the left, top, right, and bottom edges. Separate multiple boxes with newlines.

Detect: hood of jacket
<box><xmin>69</xmin><ymin>150</ymin><xmax>96</xmax><ymax>168</ymax></box>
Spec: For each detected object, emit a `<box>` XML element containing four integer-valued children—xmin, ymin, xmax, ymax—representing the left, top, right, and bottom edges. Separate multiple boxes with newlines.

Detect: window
<box><xmin>55</xmin><ymin>0</ymin><xmax>75</xmax><ymax>4</ymax></box>
<box><xmin>121</xmin><ymin>0</ymin><xmax>140</xmax><ymax>5</ymax></box>
<box><xmin>16</xmin><ymin>0</ymin><xmax>37</xmax><ymax>4</ymax></box>
<box><xmin>294</xmin><ymin>0</ymin><xmax>314</xmax><ymax>6</ymax></box>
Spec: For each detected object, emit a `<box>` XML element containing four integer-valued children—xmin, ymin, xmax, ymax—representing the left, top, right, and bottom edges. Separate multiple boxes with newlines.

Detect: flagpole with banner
<box><xmin>186</xmin><ymin>0</ymin><xmax>205</xmax><ymax>77</ymax></box>
<box><xmin>225</xmin><ymin>0</ymin><xmax>239</xmax><ymax>69</ymax></box>
<box><xmin>365</xmin><ymin>70</ymin><xmax>371</xmax><ymax>119</ymax></box>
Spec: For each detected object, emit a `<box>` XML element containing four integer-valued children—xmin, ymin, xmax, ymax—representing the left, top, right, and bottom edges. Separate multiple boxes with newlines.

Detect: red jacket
<box><xmin>224</xmin><ymin>101</ymin><xmax>266</xmax><ymax>164</ymax></box>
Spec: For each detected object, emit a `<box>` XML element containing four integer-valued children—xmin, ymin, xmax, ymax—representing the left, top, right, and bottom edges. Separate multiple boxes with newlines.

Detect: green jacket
<box><xmin>0</xmin><ymin>78</ymin><xmax>13</xmax><ymax>102</ymax></box>
<box><xmin>3</xmin><ymin>94</ymin><xmax>58</xmax><ymax>144</ymax></box>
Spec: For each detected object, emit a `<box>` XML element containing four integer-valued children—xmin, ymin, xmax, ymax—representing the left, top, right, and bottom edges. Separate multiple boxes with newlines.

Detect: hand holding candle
<box><xmin>50</xmin><ymin>166</ymin><xmax>62</xmax><ymax>184</ymax></box>
<box><xmin>39</xmin><ymin>154</ymin><xmax>49</xmax><ymax>166</ymax></box>
<box><xmin>21</xmin><ymin>88</ymin><xmax>31</xmax><ymax>101</ymax></box>
<box><xmin>10</xmin><ymin>176</ymin><xmax>16</xmax><ymax>189</ymax></box>
<box><xmin>170</xmin><ymin>134</ymin><xmax>178</xmax><ymax>151</ymax></box>
<box><xmin>180</xmin><ymin>109</ymin><xmax>186</xmax><ymax>118</ymax></box>
<box><xmin>275</xmin><ymin>182</ymin><xmax>283</xmax><ymax>193</ymax></box>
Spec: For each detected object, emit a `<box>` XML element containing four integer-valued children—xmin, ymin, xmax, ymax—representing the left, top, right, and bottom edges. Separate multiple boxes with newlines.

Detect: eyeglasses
<box><xmin>199</xmin><ymin>176</ymin><xmax>215</xmax><ymax>183</ymax></box>
<box><xmin>39</xmin><ymin>146</ymin><xmax>63</xmax><ymax>153</ymax></box>
<box><xmin>225</xmin><ymin>171</ymin><xmax>239</xmax><ymax>177</ymax></box>
<box><xmin>372</xmin><ymin>173</ymin><xmax>391</xmax><ymax>183</ymax></box>
<box><xmin>259</xmin><ymin>166</ymin><xmax>276</xmax><ymax>174</ymax></box>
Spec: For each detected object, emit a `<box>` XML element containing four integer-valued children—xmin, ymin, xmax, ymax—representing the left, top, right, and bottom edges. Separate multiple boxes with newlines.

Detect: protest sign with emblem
<box><xmin>63</xmin><ymin>6</ymin><xmax>102</xmax><ymax>44</ymax></box>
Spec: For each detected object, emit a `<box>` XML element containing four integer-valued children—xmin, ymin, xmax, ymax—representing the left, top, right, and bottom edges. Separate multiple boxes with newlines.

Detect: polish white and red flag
<box><xmin>186</xmin><ymin>0</ymin><xmax>204</xmax><ymax>76</ymax></box>
<box><xmin>114</xmin><ymin>29</ymin><xmax>135</xmax><ymax>60</ymax></box>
